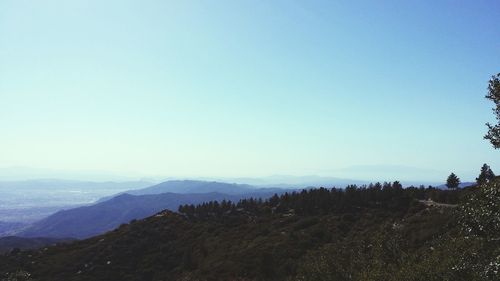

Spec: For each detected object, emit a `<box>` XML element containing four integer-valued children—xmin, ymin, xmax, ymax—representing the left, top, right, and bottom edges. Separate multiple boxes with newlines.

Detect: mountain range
<box><xmin>0</xmin><ymin>185</ymin><xmax>475</xmax><ymax>281</ymax></box>
<box><xmin>17</xmin><ymin>181</ymin><xmax>290</xmax><ymax>239</ymax></box>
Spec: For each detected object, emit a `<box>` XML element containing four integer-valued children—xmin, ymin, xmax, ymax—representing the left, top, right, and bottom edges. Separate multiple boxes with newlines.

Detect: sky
<box><xmin>1</xmin><ymin>0</ymin><xmax>499</xmax><ymax>182</ymax></box>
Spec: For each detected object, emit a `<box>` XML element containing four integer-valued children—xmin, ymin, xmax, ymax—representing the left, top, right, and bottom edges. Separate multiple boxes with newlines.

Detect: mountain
<box><xmin>18</xmin><ymin>190</ymin><xmax>282</xmax><ymax>239</ymax></box>
<box><xmin>0</xmin><ymin>186</ymin><xmax>474</xmax><ymax>281</ymax></box>
<box><xmin>0</xmin><ymin>236</ymin><xmax>73</xmax><ymax>253</ymax></box>
<box><xmin>96</xmin><ymin>180</ymin><xmax>288</xmax><ymax>203</ymax></box>
<box><xmin>0</xmin><ymin>179</ymin><xmax>153</xmax><ymax>224</ymax></box>
<box><xmin>124</xmin><ymin>180</ymin><xmax>283</xmax><ymax>195</ymax></box>
<box><xmin>332</xmin><ymin>164</ymin><xmax>445</xmax><ymax>184</ymax></box>
<box><xmin>437</xmin><ymin>182</ymin><xmax>476</xmax><ymax>189</ymax></box>
<box><xmin>0</xmin><ymin>221</ymin><xmax>28</xmax><ymax>237</ymax></box>
<box><xmin>183</xmin><ymin>176</ymin><xmax>371</xmax><ymax>188</ymax></box>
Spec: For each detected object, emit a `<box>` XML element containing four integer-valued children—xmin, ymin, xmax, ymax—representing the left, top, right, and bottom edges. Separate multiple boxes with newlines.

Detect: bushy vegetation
<box><xmin>456</xmin><ymin>180</ymin><xmax>500</xmax><ymax>280</ymax></box>
<box><xmin>178</xmin><ymin>182</ymin><xmax>461</xmax><ymax>219</ymax></box>
<box><xmin>485</xmin><ymin>73</ymin><xmax>500</xmax><ymax>148</ymax></box>
<box><xmin>294</xmin><ymin>179</ymin><xmax>500</xmax><ymax>281</ymax></box>
<box><xmin>476</xmin><ymin>164</ymin><xmax>496</xmax><ymax>186</ymax></box>
<box><xmin>1</xmin><ymin>182</ymin><xmax>484</xmax><ymax>281</ymax></box>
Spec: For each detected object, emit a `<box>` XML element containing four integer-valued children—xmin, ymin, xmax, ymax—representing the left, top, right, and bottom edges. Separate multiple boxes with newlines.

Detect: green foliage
<box><xmin>446</xmin><ymin>173</ymin><xmax>460</xmax><ymax>189</ymax></box>
<box><xmin>457</xmin><ymin>180</ymin><xmax>500</xmax><ymax>280</ymax></box>
<box><xmin>460</xmin><ymin>180</ymin><xmax>500</xmax><ymax>239</ymax></box>
<box><xmin>484</xmin><ymin>73</ymin><xmax>500</xmax><ymax>149</ymax></box>
<box><xmin>476</xmin><ymin>163</ymin><xmax>495</xmax><ymax>186</ymax></box>
<box><xmin>179</xmin><ymin>184</ymin><xmax>460</xmax><ymax>220</ymax></box>
<box><xmin>0</xmin><ymin>185</ymin><xmax>482</xmax><ymax>281</ymax></box>
<box><xmin>294</xmin><ymin>208</ymin><xmax>462</xmax><ymax>281</ymax></box>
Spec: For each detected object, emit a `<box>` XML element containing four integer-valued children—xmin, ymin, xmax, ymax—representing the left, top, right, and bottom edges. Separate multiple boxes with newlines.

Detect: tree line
<box><xmin>446</xmin><ymin>163</ymin><xmax>496</xmax><ymax>189</ymax></box>
<box><xmin>178</xmin><ymin>181</ymin><xmax>463</xmax><ymax>220</ymax></box>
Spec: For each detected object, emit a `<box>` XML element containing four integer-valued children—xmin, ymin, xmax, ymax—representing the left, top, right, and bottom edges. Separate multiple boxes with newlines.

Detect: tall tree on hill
<box><xmin>476</xmin><ymin>163</ymin><xmax>495</xmax><ymax>185</ymax></box>
<box><xmin>446</xmin><ymin>173</ymin><xmax>460</xmax><ymax>189</ymax></box>
<box><xmin>484</xmin><ymin>73</ymin><xmax>500</xmax><ymax>148</ymax></box>
<box><xmin>392</xmin><ymin>181</ymin><xmax>403</xmax><ymax>189</ymax></box>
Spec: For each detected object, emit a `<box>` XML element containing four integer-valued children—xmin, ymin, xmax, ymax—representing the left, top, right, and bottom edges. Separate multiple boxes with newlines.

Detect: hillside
<box><xmin>0</xmin><ymin>221</ymin><xmax>27</xmax><ymax>237</ymax></box>
<box><xmin>0</xmin><ymin>179</ymin><xmax>153</xmax><ymax>230</ymax></box>
<box><xmin>2</xmin><ymin>183</ymin><xmax>495</xmax><ymax>281</ymax></box>
<box><xmin>95</xmin><ymin>180</ymin><xmax>289</xmax><ymax>203</ymax></box>
<box><xmin>18</xmin><ymin>190</ymin><xmax>282</xmax><ymax>239</ymax></box>
<box><xmin>118</xmin><ymin>180</ymin><xmax>288</xmax><ymax>196</ymax></box>
<box><xmin>0</xmin><ymin>236</ymin><xmax>73</xmax><ymax>254</ymax></box>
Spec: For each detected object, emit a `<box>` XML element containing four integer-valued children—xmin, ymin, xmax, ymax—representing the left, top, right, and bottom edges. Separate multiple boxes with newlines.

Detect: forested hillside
<box><xmin>1</xmin><ymin>181</ymin><xmax>498</xmax><ymax>281</ymax></box>
<box><xmin>18</xmin><ymin>191</ymin><xmax>283</xmax><ymax>239</ymax></box>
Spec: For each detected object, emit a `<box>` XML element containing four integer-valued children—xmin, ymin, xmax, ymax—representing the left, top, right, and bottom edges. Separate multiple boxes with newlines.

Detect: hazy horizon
<box><xmin>0</xmin><ymin>164</ymin><xmax>479</xmax><ymax>184</ymax></box>
<box><xmin>1</xmin><ymin>1</ymin><xmax>499</xmax><ymax>181</ymax></box>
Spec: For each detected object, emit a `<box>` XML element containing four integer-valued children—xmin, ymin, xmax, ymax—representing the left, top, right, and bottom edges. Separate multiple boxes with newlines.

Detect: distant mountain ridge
<box><xmin>18</xmin><ymin>192</ymin><xmax>233</xmax><ymax>239</ymax></box>
<box><xmin>437</xmin><ymin>182</ymin><xmax>476</xmax><ymax>189</ymax></box>
<box><xmin>125</xmin><ymin>180</ymin><xmax>286</xmax><ymax>195</ymax></box>
<box><xmin>0</xmin><ymin>185</ymin><xmax>472</xmax><ymax>281</ymax></box>
<box><xmin>96</xmin><ymin>180</ymin><xmax>287</xmax><ymax>203</ymax></box>
<box><xmin>18</xmin><ymin>180</ymin><xmax>290</xmax><ymax>239</ymax></box>
<box><xmin>0</xmin><ymin>221</ymin><xmax>28</xmax><ymax>237</ymax></box>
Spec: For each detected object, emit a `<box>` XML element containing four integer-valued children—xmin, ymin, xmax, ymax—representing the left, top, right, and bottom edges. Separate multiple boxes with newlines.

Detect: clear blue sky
<box><xmin>1</xmin><ymin>0</ymin><xmax>499</xmax><ymax>182</ymax></box>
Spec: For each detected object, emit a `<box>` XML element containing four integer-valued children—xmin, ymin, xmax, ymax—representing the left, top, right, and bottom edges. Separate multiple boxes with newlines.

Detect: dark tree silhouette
<box><xmin>178</xmin><ymin>182</ymin><xmax>462</xmax><ymax>220</ymax></box>
<box><xmin>485</xmin><ymin>73</ymin><xmax>500</xmax><ymax>148</ymax></box>
<box><xmin>446</xmin><ymin>173</ymin><xmax>460</xmax><ymax>189</ymax></box>
<box><xmin>476</xmin><ymin>163</ymin><xmax>495</xmax><ymax>185</ymax></box>
<box><xmin>392</xmin><ymin>181</ymin><xmax>403</xmax><ymax>189</ymax></box>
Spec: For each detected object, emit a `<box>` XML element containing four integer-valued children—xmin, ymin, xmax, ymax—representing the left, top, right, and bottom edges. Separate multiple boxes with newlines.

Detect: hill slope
<box><xmin>119</xmin><ymin>180</ymin><xmax>288</xmax><ymax>196</ymax></box>
<box><xmin>18</xmin><ymin>191</ymin><xmax>281</xmax><ymax>239</ymax></box>
<box><xmin>0</xmin><ymin>236</ymin><xmax>73</xmax><ymax>253</ymax></box>
<box><xmin>1</xmin><ymin>185</ymin><xmax>482</xmax><ymax>281</ymax></box>
<box><xmin>96</xmin><ymin>180</ymin><xmax>289</xmax><ymax>203</ymax></box>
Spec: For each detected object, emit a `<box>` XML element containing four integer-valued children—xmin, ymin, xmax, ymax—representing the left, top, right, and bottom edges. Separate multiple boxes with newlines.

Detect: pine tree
<box><xmin>446</xmin><ymin>173</ymin><xmax>460</xmax><ymax>189</ymax></box>
<box><xmin>392</xmin><ymin>181</ymin><xmax>403</xmax><ymax>189</ymax></box>
<box><xmin>476</xmin><ymin>163</ymin><xmax>495</xmax><ymax>185</ymax></box>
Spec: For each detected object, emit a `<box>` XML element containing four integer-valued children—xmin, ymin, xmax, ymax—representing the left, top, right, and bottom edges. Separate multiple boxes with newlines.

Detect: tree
<box><xmin>458</xmin><ymin>179</ymin><xmax>500</xmax><ymax>279</ymax></box>
<box><xmin>484</xmin><ymin>73</ymin><xmax>500</xmax><ymax>149</ymax></box>
<box><xmin>392</xmin><ymin>181</ymin><xmax>403</xmax><ymax>190</ymax></box>
<box><xmin>476</xmin><ymin>163</ymin><xmax>495</xmax><ymax>186</ymax></box>
<box><xmin>446</xmin><ymin>173</ymin><xmax>460</xmax><ymax>189</ymax></box>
